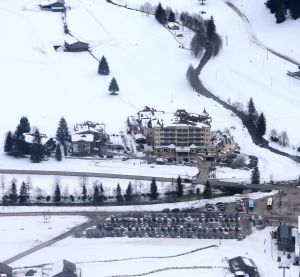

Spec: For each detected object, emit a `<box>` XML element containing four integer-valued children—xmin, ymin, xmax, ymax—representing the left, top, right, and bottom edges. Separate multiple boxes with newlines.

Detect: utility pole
<box><xmin>278</xmin><ymin>265</ymin><xmax>290</xmax><ymax>277</ymax></box>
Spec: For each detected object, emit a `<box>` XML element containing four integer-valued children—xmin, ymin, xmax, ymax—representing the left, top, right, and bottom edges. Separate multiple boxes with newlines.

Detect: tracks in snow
<box><xmin>225</xmin><ymin>0</ymin><xmax>300</xmax><ymax>65</ymax></box>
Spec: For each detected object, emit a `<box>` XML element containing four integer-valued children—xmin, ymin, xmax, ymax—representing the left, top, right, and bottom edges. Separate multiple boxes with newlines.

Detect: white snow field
<box><xmin>11</xmin><ymin>227</ymin><xmax>299</xmax><ymax>277</ymax></box>
<box><xmin>0</xmin><ymin>0</ymin><xmax>299</xmax><ymax>182</ymax></box>
<box><xmin>0</xmin><ymin>215</ymin><xmax>87</xmax><ymax>261</ymax></box>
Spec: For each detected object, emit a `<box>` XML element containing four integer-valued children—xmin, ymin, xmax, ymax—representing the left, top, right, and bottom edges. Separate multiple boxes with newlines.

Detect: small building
<box><xmin>40</xmin><ymin>0</ymin><xmax>65</xmax><ymax>12</ymax></box>
<box><xmin>71</xmin><ymin>134</ymin><xmax>93</xmax><ymax>156</ymax></box>
<box><xmin>274</xmin><ymin>224</ymin><xmax>295</xmax><ymax>252</ymax></box>
<box><xmin>0</xmin><ymin>263</ymin><xmax>12</xmax><ymax>277</ymax></box>
<box><xmin>50</xmin><ymin>260</ymin><xmax>77</xmax><ymax>277</ymax></box>
<box><xmin>228</xmin><ymin>256</ymin><xmax>259</xmax><ymax>277</ymax></box>
<box><xmin>64</xmin><ymin>40</ymin><xmax>89</xmax><ymax>52</ymax></box>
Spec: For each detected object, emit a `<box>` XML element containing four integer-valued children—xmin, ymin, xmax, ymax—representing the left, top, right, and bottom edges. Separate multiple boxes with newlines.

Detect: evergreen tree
<box><xmin>116</xmin><ymin>183</ymin><xmax>123</xmax><ymax>202</ymax></box>
<box><xmin>93</xmin><ymin>184</ymin><xmax>100</xmax><ymax>203</ymax></box>
<box><xmin>108</xmin><ymin>77</ymin><xmax>119</xmax><ymax>95</ymax></box>
<box><xmin>54</xmin><ymin>184</ymin><xmax>61</xmax><ymax>203</ymax></box>
<box><xmin>124</xmin><ymin>182</ymin><xmax>133</xmax><ymax>202</ymax></box>
<box><xmin>155</xmin><ymin>3</ymin><xmax>167</xmax><ymax>25</ymax></box>
<box><xmin>98</xmin><ymin>56</ymin><xmax>110</xmax><ymax>75</ymax></box>
<box><xmin>82</xmin><ymin>184</ymin><xmax>87</xmax><ymax>201</ymax></box>
<box><xmin>9</xmin><ymin>179</ymin><xmax>18</xmax><ymax>204</ymax></box>
<box><xmin>176</xmin><ymin>176</ymin><xmax>183</xmax><ymax>198</ymax></box>
<box><xmin>251</xmin><ymin>166</ymin><xmax>260</xmax><ymax>184</ymax></box>
<box><xmin>30</xmin><ymin>129</ymin><xmax>44</xmax><ymax>163</ymax></box>
<box><xmin>289</xmin><ymin>0</ymin><xmax>300</xmax><ymax>19</ymax></box>
<box><xmin>265</xmin><ymin>0</ymin><xmax>278</xmax><ymax>13</ymax></box>
<box><xmin>99</xmin><ymin>183</ymin><xmax>106</xmax><ymax>203</ymax></box>
<box><xmin>203</xmin><ymin>181</ymin><xmax>212</xmax><ymax>199</ymax></box>
<box><xmin>19</xmin><ymin>116</ymin><xmax>31</xmax><ymax>134</ymax></box>
<box><xmin>56</xmin><ymin>117</ymin><xmax>71</xmax><ymax>145</ymax></box>
<box><xmin>55</xmin><ymin>144</ymin><xmax>62</xmax><ymax>161</ymax></box>
<box><xmin>206</xmin><ymin>16</ymin><xmax>216</xmax><ymax>41</ymax></box>
<box><xmin>168</xmin><ymin>10</ymin><xmax>176</xmax><ymax>22</ymax></box>
<box><xmin>4</xmin><ymin>131</ymin><xmax>13</xmax><ymax>155</ymax></box>
<box><xmin>247</xmin><ymin>97</ymin><xmax>257</xmax><ymax>121</ymax></box>
<box><xmin>150</xmin><ymin>177</ymin><xmax>159</xmax><ymax>200</ymax></box>
<box><xmin>256</xmin><ymin>112</ymin><xmax>267</xmax><ymax>137</ymax></box>
<box><xmin>275</xmin><ymin>0</ymin><xmax>287</xmax><ymax>23</ymax></box>
<box><xmin>19</xmin><ymin>181</ymin><xmax>28</xmax><ymax>204</ymax></box>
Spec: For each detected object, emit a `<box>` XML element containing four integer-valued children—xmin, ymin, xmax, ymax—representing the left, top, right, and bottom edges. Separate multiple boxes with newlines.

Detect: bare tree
<box><xmin>279</xmin><ymin>131</ymin><xmax>289</xmax><ymax>147</ymax></box>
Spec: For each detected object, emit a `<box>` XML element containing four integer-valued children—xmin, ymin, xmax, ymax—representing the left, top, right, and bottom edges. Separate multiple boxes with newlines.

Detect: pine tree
<box><xmin>108</xmin><ymin>77</ymin><xmax>119</xmax><ymax>95</ymax></box>
<box><xmin>168</xmin><ymin>10</ymin><xmax>176</xmax><ymax>22</ymax></box>
<box><xmin>251</xmin><ymin>166</ymin><xmax>260</xmax><ymax>184</ymax></box>
<box><xmin>206</xmin><ymin>16</ymin><xmax>216</xmax><ymax>41</ymax></box>
<box><xmin>9</xmin><ymin>179</ymin><xmax>18</xmax><ymax>204</ymax></box>
<box><xmin>98</xmin><ymin>56</ymin><xmax>110</xmax><ymax>75</ymax></box>
<box><xmin>54</xmin><ymin>184</ymin><xmax>61</xmax><ymax>203</ymax></box>
<box><xmin>82</xmin><ymin>184</ymin><xmax>87</xmax><ymax>201</ymax></box>
<box><xmin>155</xmin><ymin>3</ymin><xmax>167</xmax><ymax>25</ymax></box>
<box><xmin>256</xmin><ymin>112</ymin><xmax>267</xmax><ymax>137</ymax></box>
<box><xmin>203</xmin><ymin>181</ymin><xmax>212</xmax><ymax>199</ymax></box>
<box><xmin>99</xmin><ymin>183</ymin><xmax>106</xmax><ymax>203</ymax></box>
<box><xmin>55</xmin><ymin>144</ymin><xmax>62</xmax><ymax>161</ymax></box>
<box><xmin>289</xmin><ymin>0</ymin><xmax>300</xmax><ymax>19</ymax></box>
<box><xmin>56</xmin><ymin>117</ymin><xmax>71</xmax><ymax>145</ymax></box>
<box><xmin>4</xmin><ymin>131</ymin><xmax>13</xmax><ymax>155</ymax></box>
<box><xmin>176</xmin><ymin>176</ymin><xmax>183</xmax><ymax>198</ymax></box>
<box><xmin>265</xmin><ymin>0</ymin><xmax>277</xmax><ymax>13</ymax></box>
<box><xmin>247</xmin><ymin>97</ymin><xmax>257</xmax><ymax>121</ymax></box>
<box><xmin>116</xmin><ymin>183</ymin><xmax>123</xmax><ymax>202</ymax></box>
<box><xmin>19</xmin><ymin>181</ymin><xmax>28</xmax><ymax>204</ymax></box>
<box><xmin>124</xmin><ymin>182</ymin><xmax>133</xmax><ymax>201</ymax></box>
<box><xmin>150</xmin><ymin>177</ymin><xmax>159</xmax><ymax>200</ymax></box>
<box><xmin>30</xmin><ymin>129</ymin><xmax>44</xmax><ymax>163</ymax></box>
<box><xmin>275</xmin><ymin>0</ymin><xmax>287</xmax><ymax>23</ymax></box>
<box><xmin>15</xmin><ymin>116</ymin><xmax>31</xmax><ymax>137</ymax></box>
<box><xmin>93</xmin><ymin>185</ymin><xmax>100</xmax><ymax>203</ymax></box>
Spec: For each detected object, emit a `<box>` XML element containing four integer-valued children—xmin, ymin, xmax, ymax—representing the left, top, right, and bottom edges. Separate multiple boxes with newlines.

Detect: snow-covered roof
<box><xmin>168</xmin><ymin>144</ymin><xmax>176</xmax><ymax>149</ymax></box>
<box><xmin>175</xmin><ymin>147</ymin><xmax>190</xmax><ymax>153</ymax></box>
<box><xmin>241</xmin><ymin>257</ymin><xmax>254</xmax><ymax>268</ymax></box>
<box><xmin>72</xmin><ymin>134</ymin><xmax>93</xmax><ymax>142</ymax></box>
<box><xmin>135</xmin><ymin>134</ymin><xmax>146</xmax><ymax>140</ymax></box>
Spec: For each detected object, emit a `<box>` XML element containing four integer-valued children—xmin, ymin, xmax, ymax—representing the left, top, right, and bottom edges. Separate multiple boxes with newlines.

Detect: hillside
<box><xmin>0</xmin><ymin>0</ymin><xmax>299</xmax><ymax>181</ymax></box>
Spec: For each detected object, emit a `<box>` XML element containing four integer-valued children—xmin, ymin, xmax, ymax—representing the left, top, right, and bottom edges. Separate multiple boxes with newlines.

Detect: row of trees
<box><xmin>97</xmin><ymin>56</ymin><xmax>120</xmax><ymax>95</ymax></box>
<box><xmin>4</xmin><ymin>117</ymin><xmax>71</xmax><ymax>163</ymax></box>
<box><xmin>1</xmin><ymin>176</ymin><xmax>198</xmax><ymax>205</ymax></box>
<box><xmin>265</xmin><ymin>0</ymin><xmax>300</xmax><ymax>23</ymax></box>
<box><xmin>247</xmin><ymin>97</ymin><xmax>267</xmax><ymax>138</ymax></box>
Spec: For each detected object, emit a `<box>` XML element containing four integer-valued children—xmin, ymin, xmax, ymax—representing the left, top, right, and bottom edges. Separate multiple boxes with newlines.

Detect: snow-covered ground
<box><xmin>0</xmin><ymin>0</ymin><xmax>299</xmax><ymax>183</ymax></box>
<box><xmin>0</xmin><ymin>190</ymin><xmax>277</xmax><ymax>213</ymax></box>
<box><xmin>11</xmin><ymin>227</ymin><xmax>299</xmax><ymax>277</ymax></box>
<box><xmin>0</xmin><ymin>215</ymin><xmax>87</xmax><ymax>261</ymax></box>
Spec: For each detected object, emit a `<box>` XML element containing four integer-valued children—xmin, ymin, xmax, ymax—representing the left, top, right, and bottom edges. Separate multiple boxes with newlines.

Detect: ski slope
<box><xmin>0</xmin><ymin>0</ymin><xmax>299</xmax><ymax>181</ymax></box>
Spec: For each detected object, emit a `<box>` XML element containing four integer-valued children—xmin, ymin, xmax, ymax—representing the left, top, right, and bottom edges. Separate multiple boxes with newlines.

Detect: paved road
<box><xmin>0</xmin><ymin>169</ymin><xmax>174</xmax><ymax>182</ymax></box>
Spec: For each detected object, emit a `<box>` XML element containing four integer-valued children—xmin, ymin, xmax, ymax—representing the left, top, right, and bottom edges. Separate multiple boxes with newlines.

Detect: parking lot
<box><xmin>81</xmin><ymin>211</ymin><xmax>246</xmax><ymax>240</ymax></box>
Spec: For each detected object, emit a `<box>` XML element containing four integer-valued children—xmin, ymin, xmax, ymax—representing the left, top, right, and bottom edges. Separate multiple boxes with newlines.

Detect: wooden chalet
<box><xmin>64</xmin><ymin>41</ymin><xmax>89</xmax><ymax>52</ymax></box>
